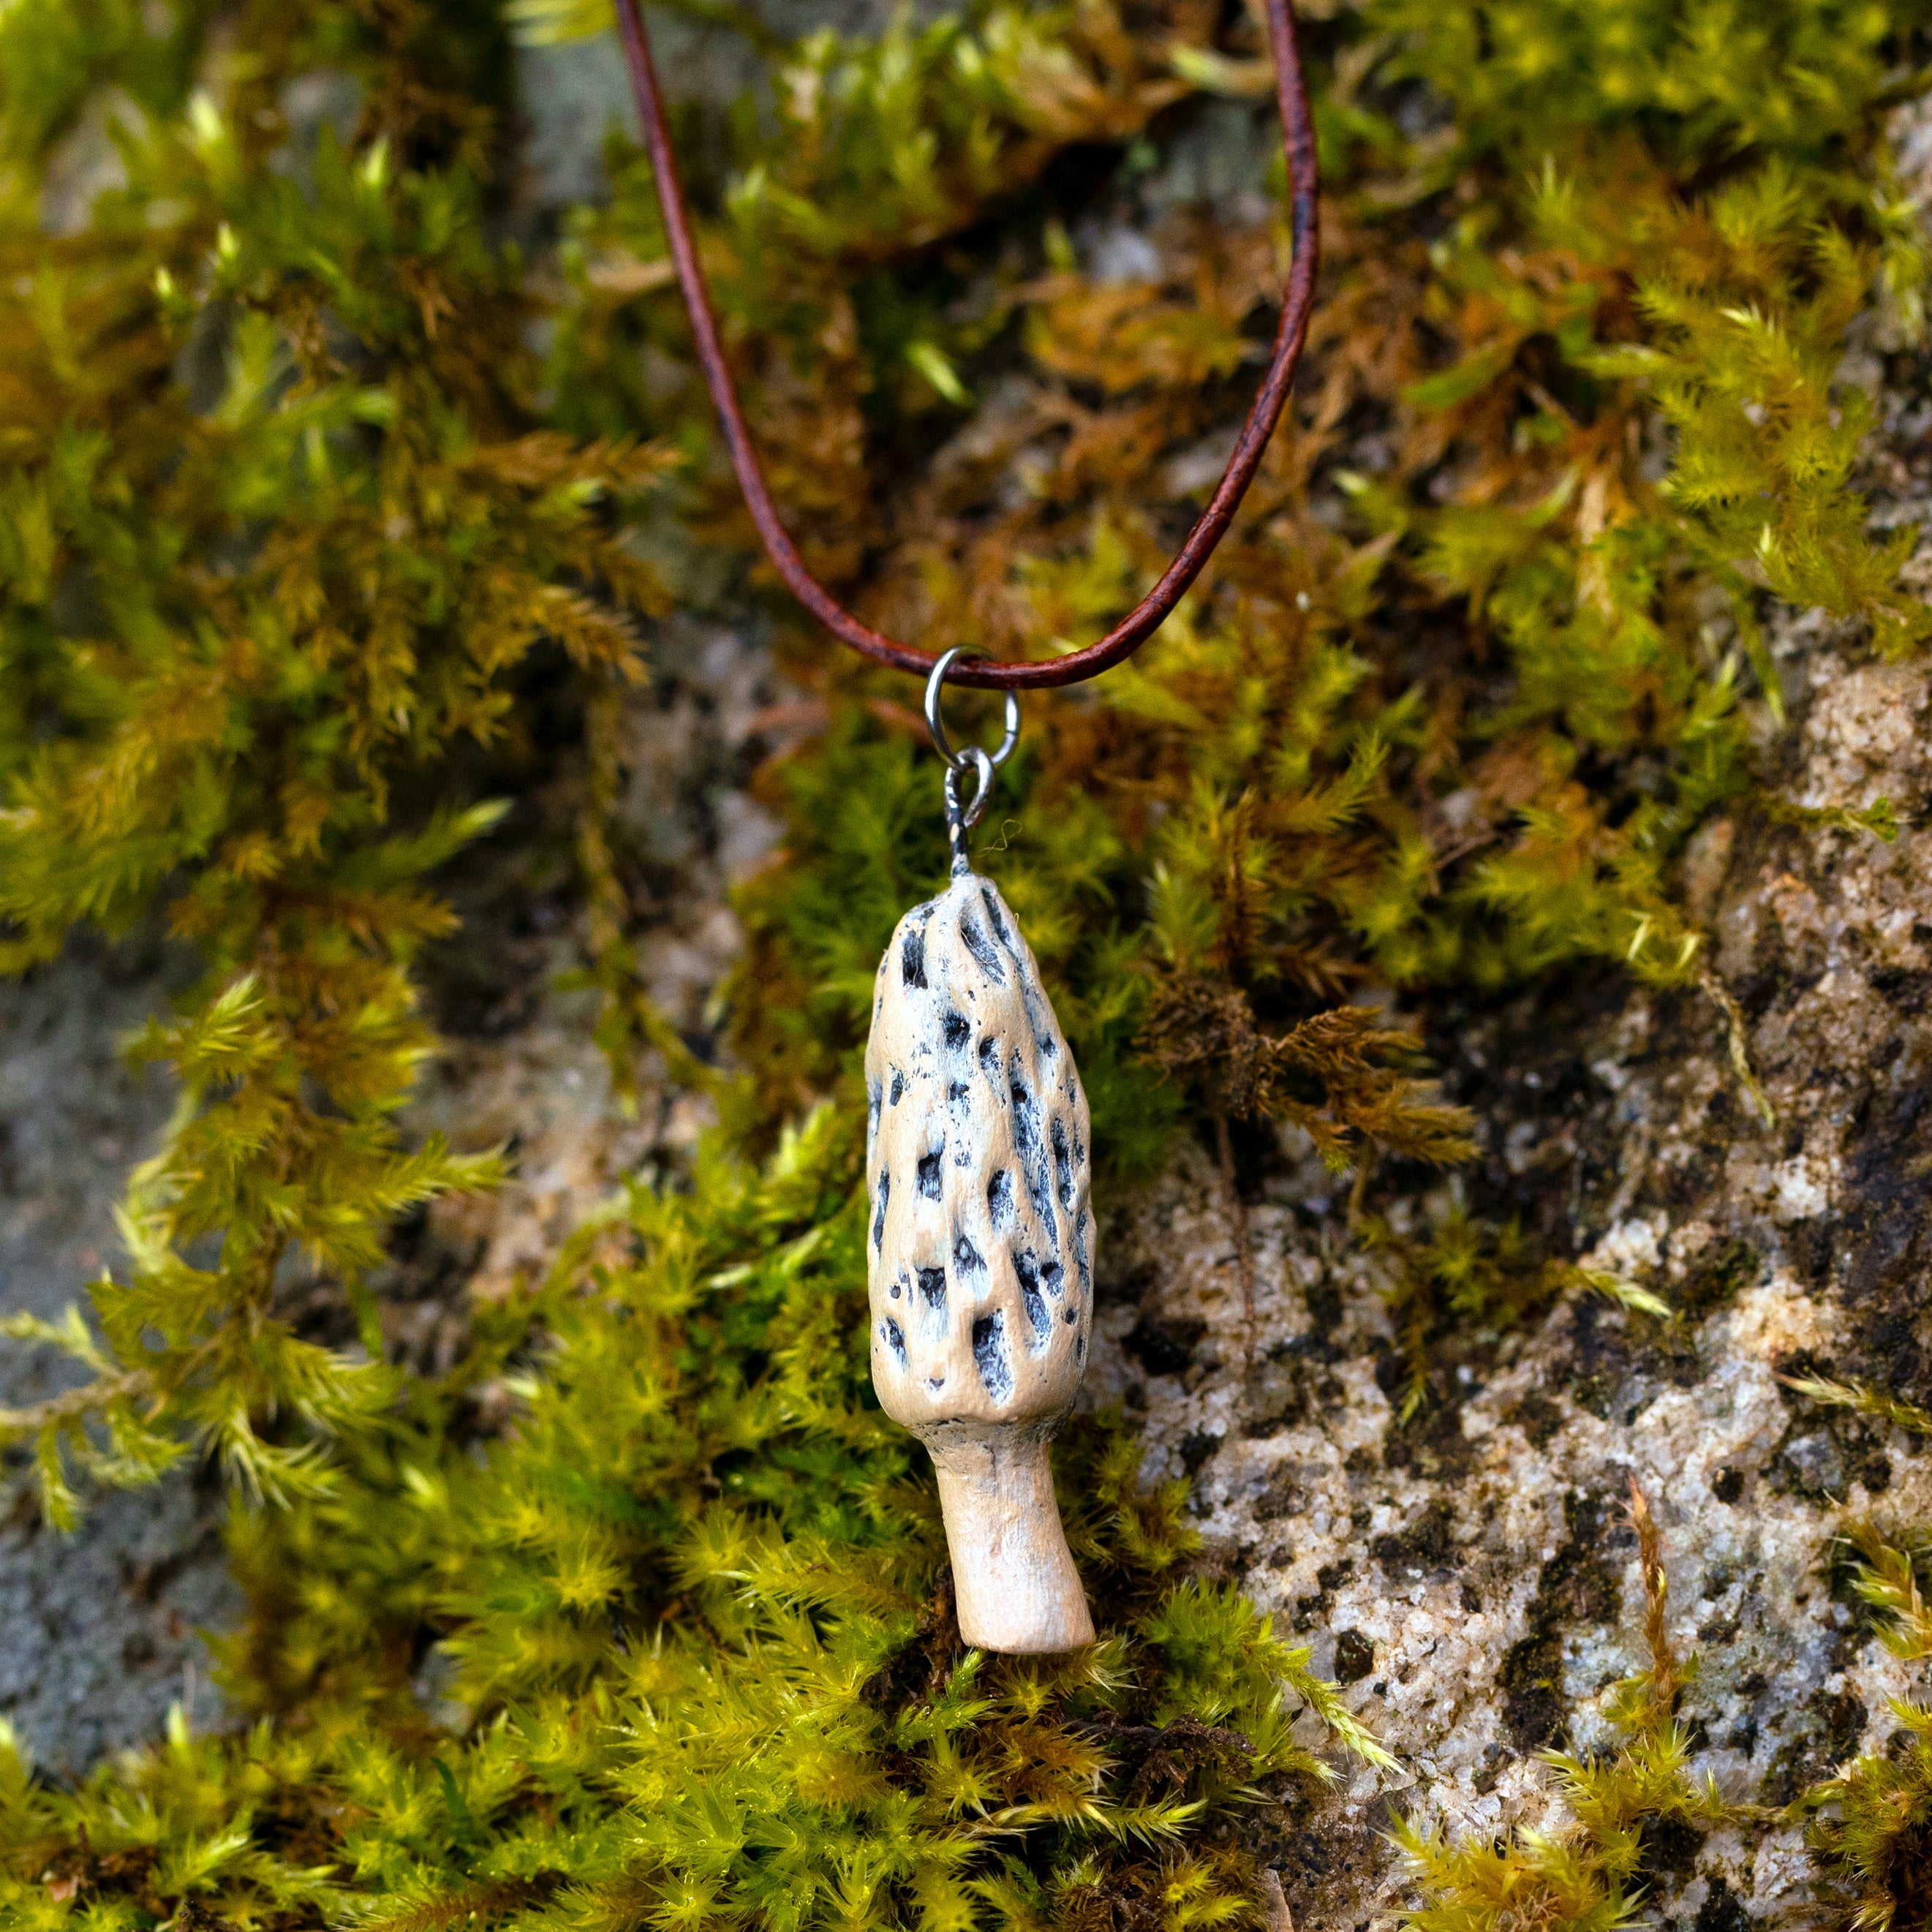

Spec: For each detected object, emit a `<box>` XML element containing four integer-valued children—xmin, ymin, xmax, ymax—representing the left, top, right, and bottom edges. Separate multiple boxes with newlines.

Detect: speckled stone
<box><xmin>1079</xmin><ymin>599</ymin><xmax>1932</xmax><ymax>1929</ymax></box>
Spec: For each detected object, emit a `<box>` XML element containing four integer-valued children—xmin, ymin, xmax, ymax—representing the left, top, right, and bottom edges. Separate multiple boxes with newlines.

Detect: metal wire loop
<box><xmin>945</xmin><ymin>747</ymin><xmax>997</xmax><ymax>831</ymax></box>
<box><xmin>943</xmin><ymin>747</ymin><xmax>997</xmax><ymax>876</ymax></box>
<box><xmin>925</xmin><ymin>647</ymin><xmax>1019</xmax><ymax>774</ymax></box>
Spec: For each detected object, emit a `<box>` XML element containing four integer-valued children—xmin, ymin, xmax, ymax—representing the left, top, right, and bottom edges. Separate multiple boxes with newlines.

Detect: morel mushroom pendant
<box><xmin>862</xmin><ymin>655</ymin><xmax>1095</xmax><ymax>1654</ymax></box>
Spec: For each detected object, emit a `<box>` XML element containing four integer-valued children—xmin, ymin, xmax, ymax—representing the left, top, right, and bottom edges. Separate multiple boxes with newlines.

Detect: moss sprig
<box><xmin>1801</xmin><ymin>1525</ymin><xmax>1932</xmax><ymax>1931</ymax></box>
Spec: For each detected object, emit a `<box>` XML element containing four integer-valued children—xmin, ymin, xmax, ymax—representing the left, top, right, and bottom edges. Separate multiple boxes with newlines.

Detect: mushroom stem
<box><xmin>926</xmin><ymin>1422</ymin><xmax>1094</xmax><ymax>1653</ymax></box>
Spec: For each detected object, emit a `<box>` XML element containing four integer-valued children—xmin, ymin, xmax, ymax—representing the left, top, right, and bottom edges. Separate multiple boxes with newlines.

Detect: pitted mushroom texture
<box><xmin>864</xmin><ymin>869</ymin><xmax>1093</xmax><ymax>1435</ymax></box>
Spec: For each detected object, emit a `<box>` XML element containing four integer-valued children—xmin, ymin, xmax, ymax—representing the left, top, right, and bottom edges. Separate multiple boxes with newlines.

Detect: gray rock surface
<box><xmin>0</xmin><ymin>940</ymin><xmax>239</xmax><ymax>1773</ymax></box>
<box><xmin>404</xmin><ymin>616</ymin><xmax>784</xmax><ymax>1306</ymax></box>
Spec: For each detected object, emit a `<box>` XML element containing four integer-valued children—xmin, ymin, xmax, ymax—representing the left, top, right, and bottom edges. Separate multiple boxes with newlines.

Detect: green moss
<box><xmin>4</xmin><ymin>1108</ymin><xmax>1387</xmax><ymax>1927</ymax></box>
<box><xmin>1801</xmin><ymin>1525</ymin><xmax>1932</xmax><ymax>1930</ymax></box>
<box><xmin>0</xmin><ymin>0</ymin><xmax>1929</xmax><ymax>1921</ymax></box>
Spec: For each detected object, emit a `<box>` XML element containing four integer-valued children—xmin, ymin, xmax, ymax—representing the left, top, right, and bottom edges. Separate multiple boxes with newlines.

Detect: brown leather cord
<box><xmin>611</xmin><ymin>0</ymin><xmax>1320</xmax><ymax>691</ymax></box>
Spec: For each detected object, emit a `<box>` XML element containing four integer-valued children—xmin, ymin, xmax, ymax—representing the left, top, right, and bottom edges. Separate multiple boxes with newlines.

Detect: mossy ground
<box><xmin>4</xmin><ymin>0</ymin><xmax>1932</xmax><ymax>1925</ymax></box>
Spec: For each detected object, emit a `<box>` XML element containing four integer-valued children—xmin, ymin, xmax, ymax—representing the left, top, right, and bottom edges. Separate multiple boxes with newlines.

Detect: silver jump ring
<box><xmin>925</xmin><ymin>646</ymin><xmax>1019</xmax><ymax>774</ymax></box>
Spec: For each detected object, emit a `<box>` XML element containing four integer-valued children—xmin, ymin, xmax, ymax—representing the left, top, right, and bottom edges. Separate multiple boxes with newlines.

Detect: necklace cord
<box><xmin>610</xmin><ymin>0</ymin><xmax>1320</xmax><ymax>693</ymax></box>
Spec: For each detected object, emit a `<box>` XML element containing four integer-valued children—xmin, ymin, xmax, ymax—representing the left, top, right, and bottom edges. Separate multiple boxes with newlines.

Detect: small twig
<box><xmin>1627</xmin><ymin>1474</ymin><xmax>1683</xmax><ymax>1726</ymax></box>
<box><xmin>1346</xmin><ymin>1143</ymin><xmax>1376</xmax><ymax>1229</ymax></box>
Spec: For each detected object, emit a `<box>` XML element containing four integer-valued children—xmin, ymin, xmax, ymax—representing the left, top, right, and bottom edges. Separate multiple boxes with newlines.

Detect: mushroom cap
<box><xmin>864</xmin><ymin>868</ymin><xmax>1093</xmax><ymax>1434</ymax></box>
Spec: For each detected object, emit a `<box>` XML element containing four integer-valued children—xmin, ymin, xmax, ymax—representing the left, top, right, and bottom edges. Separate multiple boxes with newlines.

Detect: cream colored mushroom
<box><xmin>864</xmin><ymin>866</ymin><xmax>1095</xmax><ymax>1654</ymax></box>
